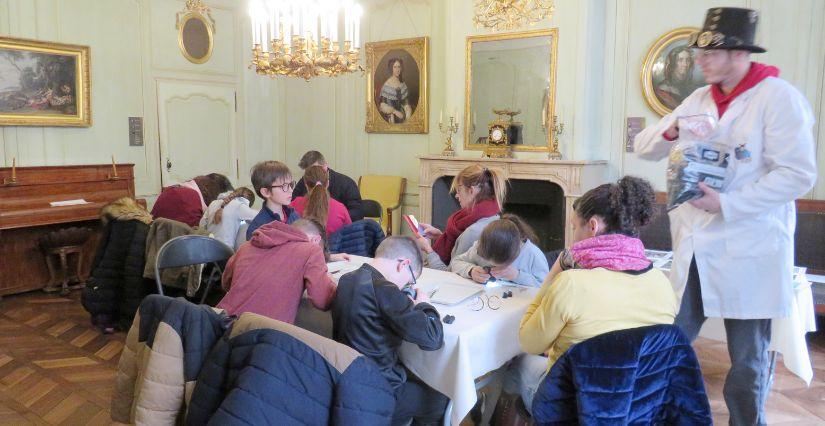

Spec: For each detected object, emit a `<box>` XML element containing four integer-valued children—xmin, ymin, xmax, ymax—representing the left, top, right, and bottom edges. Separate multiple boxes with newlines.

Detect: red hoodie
<box><xmin>218</xmin><ymin>220</ymin><xmax>335</xmax><ymax>323</ymax></box>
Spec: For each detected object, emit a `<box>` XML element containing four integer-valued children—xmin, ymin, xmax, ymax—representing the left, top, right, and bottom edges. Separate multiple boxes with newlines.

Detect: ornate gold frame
<box><xmin>641</xmin><ymin>27</ymin><xmax>699</xmax><ymax>116</ymax></box>
<box><xmin>176</xmin><ymin>10</ymin><xmax>215</xmax><ymax>65</ymax></box>
<box><xmin>465</xmin><ymin>28</ymin><xmax>558</xmax><ymax>152</ymax></box>
<box><xmin>365</xmin><ymin>36</ymin><xmax>429</xmax><ymax>134</ymax></box>
<box><xmin>0</xmin><ymin>37</ymin><xmax>91</xmax><ymax>127</ymax></box>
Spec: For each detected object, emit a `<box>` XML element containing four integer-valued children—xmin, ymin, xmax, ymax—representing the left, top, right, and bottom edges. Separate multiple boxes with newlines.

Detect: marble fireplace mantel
<box><xmin>418</xmin><ymin>155</ymin><xmax>608</xmax><ymax>247</ymax></box>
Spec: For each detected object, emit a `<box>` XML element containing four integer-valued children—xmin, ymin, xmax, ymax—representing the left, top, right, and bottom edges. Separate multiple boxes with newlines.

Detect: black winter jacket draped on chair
<box><xmin>81</xmin><ymin>198</ymin><xmax>155</xmax><ymax>330</ymax></box>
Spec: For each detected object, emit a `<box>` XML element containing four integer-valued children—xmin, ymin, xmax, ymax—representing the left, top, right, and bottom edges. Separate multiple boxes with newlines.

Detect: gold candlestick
<box><xmin>108</xmin><ymin>155</ymin><xmax>120</xmax><ymax>180</ymax></box>
<box><xmin>438</xmin><ymin>115</ymin><xmax>459</xmax><ymax>157</ymax></box>
<box><xmin>3</xmin><ymin>157</ymin><xmax>17</xmax><ymax>185</ymax></box>
<box><xmin>548</xmin><ymin>115</ymin><xmax>564</xmax><ymax>159</ymax></box>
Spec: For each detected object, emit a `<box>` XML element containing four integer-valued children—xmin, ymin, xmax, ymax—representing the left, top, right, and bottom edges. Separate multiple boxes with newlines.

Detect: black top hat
<box><xmin>687</xmin><ymin>7</ymin><xmax>766</xmax><ymax>53</ymax></box>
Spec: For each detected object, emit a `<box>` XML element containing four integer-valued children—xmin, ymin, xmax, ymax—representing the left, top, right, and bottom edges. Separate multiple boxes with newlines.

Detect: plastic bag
<box><xmin>666</xmin><ymin>114</ymin><xmax>730</xmax><ymax>211</ymax></box>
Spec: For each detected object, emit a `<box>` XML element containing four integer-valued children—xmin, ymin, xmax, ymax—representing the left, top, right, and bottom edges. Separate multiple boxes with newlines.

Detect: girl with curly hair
<box><xmin>503</xmin><ymin>176</ymin><xmax>678</xmax><ymax>412</ymax></box>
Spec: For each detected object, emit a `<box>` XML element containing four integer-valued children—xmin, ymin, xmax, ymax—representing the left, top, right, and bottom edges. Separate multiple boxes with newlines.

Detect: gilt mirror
<box><xmin>177</xmin><ymin>1</ymin><xmax>215</xmax><ymax>64</ymax></box>
<box><xmin>465</xmin><ymin>29</ymin><xmax>558</xmax><ymax>152</ymax></box>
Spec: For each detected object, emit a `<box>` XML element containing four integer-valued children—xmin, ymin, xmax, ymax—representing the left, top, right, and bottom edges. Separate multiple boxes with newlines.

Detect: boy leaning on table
<box><xmin>331</xmin><ymin>236</ymin><xmax>449</xmax><ymax>426</ymax></box>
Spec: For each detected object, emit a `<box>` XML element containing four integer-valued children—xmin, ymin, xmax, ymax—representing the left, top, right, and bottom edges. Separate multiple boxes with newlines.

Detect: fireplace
<box><xmin>419</xmin><ymin>155</ymin><xmax>608</xmax><ymax>248</ymax></box>
<box><xmin>431</xmin><ymin>176</ymin><xmax>565</xmax><ymax>251</ymax></box>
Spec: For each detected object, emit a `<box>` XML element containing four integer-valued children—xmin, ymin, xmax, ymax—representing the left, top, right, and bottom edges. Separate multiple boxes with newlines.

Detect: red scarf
<box><xmin>433</xmin><ymin>199</ymin><xmax>500</xmax><ymax>264</ymax></box>
<box><xmin>570</xmin><ymin>234</ymin><xmax>651</xmax><ymax>271</ymax></box>
<box><xmin>711</xmin><ymin>62</ymin><xmax>779</xmax><ymax>118</ymax></box>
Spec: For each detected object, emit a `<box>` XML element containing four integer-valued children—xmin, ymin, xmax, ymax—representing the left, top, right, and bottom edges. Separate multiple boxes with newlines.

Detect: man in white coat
<box><xmin>634</xmin><ymin>7</ymin><xmax>817</xmax><ymax>425</ymax></box>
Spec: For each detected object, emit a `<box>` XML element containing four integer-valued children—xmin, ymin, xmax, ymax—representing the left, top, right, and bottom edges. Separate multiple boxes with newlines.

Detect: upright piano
<box><xmin>0</xmin><ymin>164</ymin><xmax>140</xmax><ymax>296</ymax></box>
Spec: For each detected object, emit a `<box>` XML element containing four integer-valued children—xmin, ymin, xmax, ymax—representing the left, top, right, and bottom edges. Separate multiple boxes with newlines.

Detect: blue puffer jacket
<box><xmin>187</xmin><ymin>313</ymin><xmax>395</xmax><ymax>425</ymax></box>
<box><xmin>329</xmin><ymin>219</ymin><xmax>385</xmax><ymax>257</ymax></box>
<box><xmin>532</xmin><ymin>324</ymin><xmax>712</xmax><ymax>426</ymax></box>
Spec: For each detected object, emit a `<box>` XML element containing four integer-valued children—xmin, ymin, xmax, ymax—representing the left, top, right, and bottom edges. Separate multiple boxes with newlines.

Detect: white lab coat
<box><xmin>634</xmin><ymin>77</ymin><xmax>817</xmax><ymax>319</ymax></box>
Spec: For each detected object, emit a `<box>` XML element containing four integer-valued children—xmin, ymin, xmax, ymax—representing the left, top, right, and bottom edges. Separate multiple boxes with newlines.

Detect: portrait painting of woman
<box><xmin>642</xmin><ymin>28</ymin><xmax>706</xmax><ymax>116</ymax></box>
<box><xmin>654</xmin><ymin>46</ymin><xmax>703</xmax><ymax>110</ymax></box>
<box><xmin>365</xmin><ymin>37</ymin><xmax>428</xmax><ymax>133</ymax></box>
<box><xmin>378</xmin><ymin>57</ymin><xmax>414</xmax><ymax>123</ymax></box>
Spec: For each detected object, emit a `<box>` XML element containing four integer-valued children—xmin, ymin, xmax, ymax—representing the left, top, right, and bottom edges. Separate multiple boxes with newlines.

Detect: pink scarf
<box><xmin>570</xmin><ymin>234</ymin><xmax>651</xmax><ymax>271</ymax></box>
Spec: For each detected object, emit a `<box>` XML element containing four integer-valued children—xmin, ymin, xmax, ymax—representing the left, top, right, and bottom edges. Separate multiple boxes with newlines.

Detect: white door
<box><xmin>157</xmin><ymin>80</ymin><xmax>238</xmax><ymax>187</ymax></box>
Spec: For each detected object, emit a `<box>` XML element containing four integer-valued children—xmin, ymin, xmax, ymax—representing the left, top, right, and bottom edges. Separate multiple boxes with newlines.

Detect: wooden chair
<box><xmin>358</xmin><ymin>175</ymin><xmax>406</xmax><ymax>236</ymax></box>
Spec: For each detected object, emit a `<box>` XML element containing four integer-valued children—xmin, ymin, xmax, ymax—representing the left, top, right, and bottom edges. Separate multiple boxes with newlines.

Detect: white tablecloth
<box><xmin>698</xmin><ymin>270</ymin><xmax>818</xmax><ymax>386</ymax></box>
<box><xmin>295</xmin><ymin>256</ymin><xmax>536</xmax><ymax>425</ymax></box>
<box><xmin>768</xmin><ymin>274</ymin><xmax>817</xmax><ymax>385</ymax></box>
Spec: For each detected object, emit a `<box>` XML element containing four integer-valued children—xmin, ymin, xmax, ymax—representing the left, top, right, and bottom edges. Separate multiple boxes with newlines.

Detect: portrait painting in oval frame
<box><xmin>642</xmin><ymin>27</ymin><xmax>706</xmax><ymax>116</ymax></box>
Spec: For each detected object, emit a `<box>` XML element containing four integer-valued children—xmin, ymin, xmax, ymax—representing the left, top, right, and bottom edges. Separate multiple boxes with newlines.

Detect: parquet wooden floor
<box><xmin>0</xmin><ymin>290</ymin><xmax>823</xmax><ymax>425</ymax></box>
<box><xmin>0</xmin><ymin>291</ymin><xmax>121</xmax><ymax>425</ymax></box>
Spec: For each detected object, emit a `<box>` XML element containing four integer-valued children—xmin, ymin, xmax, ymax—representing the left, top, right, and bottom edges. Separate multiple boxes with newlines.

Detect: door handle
<box><xmin>166</xmin><ymin>157</ymin><xmax>172</xmax><ymax>171</ymax></box>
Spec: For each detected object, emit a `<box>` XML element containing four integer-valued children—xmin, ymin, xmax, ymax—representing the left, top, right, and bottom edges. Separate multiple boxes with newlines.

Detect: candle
<box><xmin>353</xmin><ymin>4</ymin><xmax>362</xmax><ymax>48</ymax></box>
<box><xmin>439</xmin><ymin>109</ymin><xmax>443</xmax><ymax>125</ymax></box>
<box><xmin>111</xmin><ymin>155</ymin><xmax>118</xmax><ymax>178</ymax></box>
<box><xmin>11</xmin><ymin>157</ymin><xmax>15</xmax><ymax>180</ymax></box>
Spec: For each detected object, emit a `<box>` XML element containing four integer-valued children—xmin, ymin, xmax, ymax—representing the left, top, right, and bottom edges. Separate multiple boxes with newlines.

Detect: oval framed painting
<box><xmin>641</xmin><ymin>27</ymin><xmax>705</xmax><ymax>116</ymax></box>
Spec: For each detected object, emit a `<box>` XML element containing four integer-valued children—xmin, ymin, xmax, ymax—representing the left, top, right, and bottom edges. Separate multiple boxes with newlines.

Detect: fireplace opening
<box><xmin>430</xmin><ymin>176</ymin><xmax>566</xmax><ymax>252</ymax></box>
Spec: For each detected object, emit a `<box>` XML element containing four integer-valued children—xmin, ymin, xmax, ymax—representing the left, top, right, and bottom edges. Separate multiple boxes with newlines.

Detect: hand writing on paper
<box><xmin>413</xmin><ymin>285</ymin><xmax>429</xmax><ymax>304</ymax></box>
<box><xmin>329</xmin><ymin>253</ymin><xmax>351</xmax><ymax>262</ymax></box>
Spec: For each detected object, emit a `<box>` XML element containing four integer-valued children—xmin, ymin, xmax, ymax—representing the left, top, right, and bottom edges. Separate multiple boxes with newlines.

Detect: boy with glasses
<box><xmin>331</xmin><ymin>236</ymin><xmax>448</xmax><ymax>425</ymax></box>
<box><xmin>246</xmin><ymin>161</ymin><xmax>301</xmax><ymax>239</ymax></box>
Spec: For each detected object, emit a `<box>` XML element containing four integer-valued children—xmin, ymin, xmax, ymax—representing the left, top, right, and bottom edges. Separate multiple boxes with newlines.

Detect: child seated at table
<box><xmin>246</xmin><ymin>160</ymin><xmax>301</xmax><ymax>239</ymax></box>
<box><xmin>290</xmin><ymin>165</ymin><xmax>352</xmax><ymax>235</ymax></box>
<box><xmin>500</xmin><ymin>176</ymin><xmax>677</xmax><ymax>417</ymax></box>
<box><xmin>218</xmin><ymin>218</ymin><xmax>336</xmax><ymax>324</ymax></box>
<box><xmin>449</xmin><ymin>214</ymin><xmax>549</xmax><ymax>287</ymax></box>
<box><xmin>331</xmin><ymin>236</ymin><xmax>448</xmax><ymax>425</ymax></box>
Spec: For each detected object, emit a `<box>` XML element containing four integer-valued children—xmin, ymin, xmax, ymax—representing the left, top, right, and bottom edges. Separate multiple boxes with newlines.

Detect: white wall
<box><xmin>0</xmin><ymin>0</ymin><xmax>253</xmax><ymax>199</ymax></box>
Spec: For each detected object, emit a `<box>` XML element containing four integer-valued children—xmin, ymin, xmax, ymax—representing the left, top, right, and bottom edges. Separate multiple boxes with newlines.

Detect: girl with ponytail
<box><xmin>200</xmin><ymin>187</ymin><xmax>257</xmax><ymax>248</ymax></box>
<box><xmin>509</xmin><ymin>176</ymin><xmax>677</xmax><ymax>410</ymax></box>
<box><xmin>416</xmin><ymin>164</ymin><xmax>509</xmax><ymax>270</ymax></box>
<box><xmin>290</xmin><ymin>165</ymin><xmax>352</xmax><ymax>235</ymax></box>
<box><xmin>450</xmin><ymin>214</ymin><xmax>549</xmax><ymax>287</ymax></box>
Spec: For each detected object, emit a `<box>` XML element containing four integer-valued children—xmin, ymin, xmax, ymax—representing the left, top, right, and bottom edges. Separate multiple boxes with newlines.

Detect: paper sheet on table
<box><xmin>50</xmin><ymin>199</ymin><xmax>89</xmax><ymax>207</ymax></box>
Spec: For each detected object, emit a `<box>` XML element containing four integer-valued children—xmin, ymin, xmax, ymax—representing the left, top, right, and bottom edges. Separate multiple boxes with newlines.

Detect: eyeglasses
<box><xmin>468</xmin><ymin>294</ymin><xmax>501</xmax><ymax>311</ymax></box>
<box><xmin>270</xmin><ymin>181</ymin><xmax>295</xmax><ymax>192</ymax></box>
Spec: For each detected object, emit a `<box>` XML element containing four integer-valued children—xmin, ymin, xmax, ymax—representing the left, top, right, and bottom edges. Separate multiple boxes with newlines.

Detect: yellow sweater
<box><xmin>519</xmin><ymin>267</ymin><xmax>678</xmax><ymax>371</ymax></box>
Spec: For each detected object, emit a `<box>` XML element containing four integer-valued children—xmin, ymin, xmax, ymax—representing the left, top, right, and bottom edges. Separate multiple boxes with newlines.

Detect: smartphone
<box><xmin>403</xmin><ymin>214</ymin><xmax>426</xmax><ymax>237</ymax></box>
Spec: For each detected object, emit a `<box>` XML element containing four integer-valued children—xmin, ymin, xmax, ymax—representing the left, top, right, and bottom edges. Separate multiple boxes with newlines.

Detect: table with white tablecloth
<box><xmin>294</xmin><ymin>256</ymin><xmax>537</xmax><ymax>425</ymax></box>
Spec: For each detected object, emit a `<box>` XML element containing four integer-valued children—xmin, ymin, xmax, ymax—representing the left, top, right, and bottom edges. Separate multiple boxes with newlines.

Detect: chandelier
<box><xmin>248</xmin><ymin>0</ymin><xmax>363</xmax><ymax>81</ymax></box>
<box><xmin>473</xmin><ymin>0</ymin><xmax>555</xmax><ymax>31</ymax></box>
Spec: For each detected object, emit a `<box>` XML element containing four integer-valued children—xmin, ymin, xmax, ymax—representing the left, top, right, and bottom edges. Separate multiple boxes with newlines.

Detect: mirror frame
<box><xmin>464</xmin><ymin>28</ymin><xmax>558</xmax><ymax>152</ymax></box>
<box><xmin>177</xmin><ymin>11</ymin><xmax>214</xmax><ymax>64</ymax></box>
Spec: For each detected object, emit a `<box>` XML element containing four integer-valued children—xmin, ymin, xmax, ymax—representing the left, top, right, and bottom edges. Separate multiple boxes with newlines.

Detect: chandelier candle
<box><xmin>249</xmin><ymin>0</ymin><xmax>363</xmax><ymax>80</ymax></box>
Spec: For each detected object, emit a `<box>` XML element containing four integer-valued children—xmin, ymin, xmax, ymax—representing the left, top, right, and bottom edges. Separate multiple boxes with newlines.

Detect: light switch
<box><xmin>129</xmin><ymin>117</ymin><xmax>144</xmax><ymax>147</ymax></box>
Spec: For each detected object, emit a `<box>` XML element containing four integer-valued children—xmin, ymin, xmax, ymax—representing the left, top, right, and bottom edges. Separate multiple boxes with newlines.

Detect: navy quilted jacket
<box><xmin>329</xmin><ymin>219</ymin><xmax>385</xmax><ymax>257</ymax></box>
<box><xmin>186</xmin><ymin>313</ymin><xmax>395</xmax><ymax>425</ymax></box>
<box><xmin>532</xmin><ymin>324</ymin><xmax>712</xmax><ymax>425</ymax></box>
